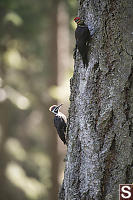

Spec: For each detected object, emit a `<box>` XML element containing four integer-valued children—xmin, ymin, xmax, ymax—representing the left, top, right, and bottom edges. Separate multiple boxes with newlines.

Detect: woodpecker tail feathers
<box><xmin>82</xmin><ymin>53</ymin><xmax>88</xmax><ymax>67</ymax></box>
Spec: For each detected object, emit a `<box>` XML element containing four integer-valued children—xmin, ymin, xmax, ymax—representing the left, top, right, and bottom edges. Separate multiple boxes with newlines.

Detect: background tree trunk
<box><xmin>48</xmin><ymin>0</ymin><xmax>59</xmax><ymax>199</ymax></box>
<box><xmin>59</xmin><ymin>0</ymin><xmax>133</xmax><ymax>199</ymax></box>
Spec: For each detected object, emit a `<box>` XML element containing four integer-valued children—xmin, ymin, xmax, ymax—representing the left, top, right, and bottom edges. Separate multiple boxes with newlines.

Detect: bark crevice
<box><xmin>100</xmin><ymin>135</ymin><xmax>116</xmax><ymax>199</ymax></box>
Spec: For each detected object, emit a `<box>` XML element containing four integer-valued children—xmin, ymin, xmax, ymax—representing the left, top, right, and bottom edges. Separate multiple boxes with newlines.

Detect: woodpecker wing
<box><xmin>54</xmin><ymin>114</ymin><xmax>66</xmax><ymax>144</ymax></box>
<box><xmin>75</xmin><ymin>25</ymin><xmax>90</xmax><ymax>46</ymax></box>
<box><xmin>75</xmin><ymin>25</ymin><xmax>91</xmax><ymax>66</ymax></box>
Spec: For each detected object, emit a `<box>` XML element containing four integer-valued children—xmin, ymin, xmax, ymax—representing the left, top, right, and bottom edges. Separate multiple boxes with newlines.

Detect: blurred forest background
<box><xmin>0</xmin><ymin>0</ymin><xmax>77</xmax><ymax>200</ymax></box>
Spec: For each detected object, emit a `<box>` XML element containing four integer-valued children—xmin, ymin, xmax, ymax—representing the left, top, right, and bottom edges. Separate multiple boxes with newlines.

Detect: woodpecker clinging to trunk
<box><xmin>74</xmin><ymin>17</ymin><xmax>91</xmax><ymax>67</ymax></box>
<box><xmin>49</xmin><ymin>104</ymin><xmax>67</xmax><ymax>145</ymax></box>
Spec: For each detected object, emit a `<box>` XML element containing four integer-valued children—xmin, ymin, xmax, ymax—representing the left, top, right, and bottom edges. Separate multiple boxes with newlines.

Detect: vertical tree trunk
<box><xmin>48</xmin><ymin>1</ymin><xmax>59</xmax><ymax>199</ymax></box>
<box><xmin>57</xmin><ymin>1</ymin><xmax>70</xmax><ymax>86</ymax></box>
<box><xmin>48</xmin><ymin>0</ymin><xmax>70</xmax><ymax>199</ymax></box>
<box><xmin>56</xmin><ymin>0</ymin><xmax>70</xmax><ymax>177</ymax></box>
<box><xmin>59</xmin><ymin>0</ymin><xmax>133</xmax><ymax>199</ymax></box>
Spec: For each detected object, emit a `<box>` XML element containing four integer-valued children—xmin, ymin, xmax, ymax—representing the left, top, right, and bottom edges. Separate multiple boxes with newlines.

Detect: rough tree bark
<box><xmin>59</xmin><ymin>0</ymin><xmax>133</xmax><ymax>200</ymax></box>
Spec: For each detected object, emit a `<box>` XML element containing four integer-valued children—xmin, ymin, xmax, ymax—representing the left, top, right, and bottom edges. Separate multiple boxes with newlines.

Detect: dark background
<box><xmin>0</xmin><ymin>0</ymin><xmax>77</xmax><ymax>199</ymax></box>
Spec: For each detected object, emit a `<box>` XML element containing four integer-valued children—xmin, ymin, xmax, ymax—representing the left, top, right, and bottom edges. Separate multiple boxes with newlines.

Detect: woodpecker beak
<box><xmin>53</xmin><ymin>104</ymin><xmax>63</xmax><ymax>114</ymax></box>
<box><xmin>49</xmin><ymin>104</ymin><xmax>63</xmax><ymax>114</ymax></box>
<box><xmin>56</xmin><ymin>104</ymin><xmax>63</xmax><ymax>109</ymax></box>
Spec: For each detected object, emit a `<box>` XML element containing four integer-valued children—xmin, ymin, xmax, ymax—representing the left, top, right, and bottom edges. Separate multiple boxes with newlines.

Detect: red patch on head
<box><xmin>74</xmin><ymin>17</ymin><xmax>80</xmax><ymax>23</ymax></box>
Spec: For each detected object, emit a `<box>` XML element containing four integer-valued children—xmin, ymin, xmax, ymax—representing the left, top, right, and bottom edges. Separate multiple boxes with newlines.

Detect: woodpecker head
<box><xmin>74</xmin><ymin>17</ymin><xmax>84</xmax><ymax>25</ymax></box>
<box><xmin>49</xmin><ymin>104</ymin><xmax>63</xmax><ymax>115</ymax></box>
<box><xmin>74</xmin><ymin>17</ymin><xmax>81</xmax><ymax>24</ymax></box>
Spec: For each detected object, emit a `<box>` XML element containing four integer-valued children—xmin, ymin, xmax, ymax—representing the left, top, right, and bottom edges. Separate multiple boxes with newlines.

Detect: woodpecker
<box><xmin>49</xmin><ymin>104</ymin><xmax>67</xmax><ymax>145</ymax></box>
<box><xmin>74</xmin><ymin>17</ymin><xmax>91</xmax><ymax>67</ymax></box>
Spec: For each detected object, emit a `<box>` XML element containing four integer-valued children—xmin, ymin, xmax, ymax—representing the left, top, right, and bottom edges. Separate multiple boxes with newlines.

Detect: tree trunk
<box><xmin>59</xmin><ymin>0</ymin><xmax>133</xmax><ymax>199</ymax></box>
<box><xmin>48</xmin><ymin>1</ymin><xmax>59</xmax><ymax>200</ymax></box>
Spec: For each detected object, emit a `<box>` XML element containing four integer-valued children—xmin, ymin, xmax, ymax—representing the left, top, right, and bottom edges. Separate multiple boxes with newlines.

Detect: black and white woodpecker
<box><xmin>74</xmin><ymin>17</ymin><xmax>91</xmax><ymax>67</ymax></box>
<box><xmin>49</xmin><ymin>104</ymin><xmax>67</xmax><ymax>145</ymax></box>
